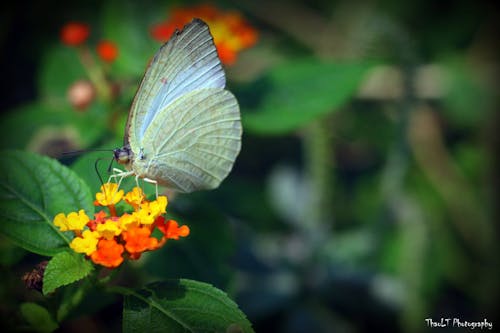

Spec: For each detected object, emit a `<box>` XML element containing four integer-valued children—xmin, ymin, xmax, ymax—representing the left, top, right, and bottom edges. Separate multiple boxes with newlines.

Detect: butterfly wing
<box><xmin>125</xmin><ymin>18</ymin><xmax>226</xmax><ymax>150</ymax></box>
<box><xmin>135</xmin><ymin>88</ymin><xmax>241</xmax><ymax>192</ymax></box>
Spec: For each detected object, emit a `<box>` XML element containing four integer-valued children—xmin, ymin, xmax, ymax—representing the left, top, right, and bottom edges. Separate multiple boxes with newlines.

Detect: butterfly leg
<box><xmin>108</xmin><ymin>168</ymin><xmax>134</xmax><ymax>189</ymax></box>
<box><xmin>143</xmin><ymin>177</ymin><xmax>159</xmax><ymax>198</ymax></box>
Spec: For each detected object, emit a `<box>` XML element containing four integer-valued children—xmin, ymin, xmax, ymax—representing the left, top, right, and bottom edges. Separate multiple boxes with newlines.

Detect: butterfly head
<box><xmin>113</xmin><ymin>145</ymin><xmax>133</xmax><ymax>165</ymax></box>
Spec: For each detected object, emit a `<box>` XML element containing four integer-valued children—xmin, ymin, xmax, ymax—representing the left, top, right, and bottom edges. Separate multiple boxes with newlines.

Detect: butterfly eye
<box><xmin>138</xmin><ymin>148</ymin><xmax>145</xmax><ymax>160</ymax></box>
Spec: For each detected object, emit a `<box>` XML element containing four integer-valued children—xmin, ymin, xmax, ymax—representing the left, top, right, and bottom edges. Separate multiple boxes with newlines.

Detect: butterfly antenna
<box><xmin>107</xmin><ymin>156</ymin><xmax>115</xmax><ymax>174</ymax></box>
<box><xmin>95</xmin><ymin>158</ymin><xmax>105</xmax><ymax>188</ymax></box>
<box><xmin>62</xmin><ymin>148</ymin><xmax>114</xmax><ymax>158</ymax></box>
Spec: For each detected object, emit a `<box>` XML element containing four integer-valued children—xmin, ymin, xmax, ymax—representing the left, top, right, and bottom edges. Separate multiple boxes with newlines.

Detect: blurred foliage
<box><xmin>1</xmin><ymin>0</ymin><xmax>498</xmax><ymax>332</ymax></box>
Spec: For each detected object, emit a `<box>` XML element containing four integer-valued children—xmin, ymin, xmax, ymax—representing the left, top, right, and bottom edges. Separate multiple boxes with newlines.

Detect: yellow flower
<box><xmin>53</xmin><ymin>210</ymin><xmax>89</xmax><ymax>231</ymax></box>
<box><xmin>96</xmin><ymin>219</ymin><xmax>122</xmax><ymax>240</ymax></box>
<box><xmin>95</xmin><ymin>183</ymin><xmax>124</xmax><ymax>206</ymax></box>
<box><xmin>132</xmin><ymin>204</ymin><xmax>155</xmax><ymax>225</ymax></box>
<box><xmin>124</xmin><ymin>187</ymin><xmax>145</xmax><ymax>208</ymax></box>
<box><xmin>119</xmin><ymin>213</ymin><xmax>139</xmax><ymax>231</ymax></box>
<box><xmin>70</xmin><ymin>230</ymin><xmax>99</xmax><ymax>255</ymax></box>
<box><xmin>132</xmin><ymin>196</ymin><xmax>167</xmax><ymax>225</ymax></box>
<box><xmin>54</xmin><ymin>213</ymin><xmax>70</xmax><ymax>231</ymax></box>
<box><xmin>149</xmin><ymin>196</ymin><xmax>167</xmax><ymax>217</ymax></box>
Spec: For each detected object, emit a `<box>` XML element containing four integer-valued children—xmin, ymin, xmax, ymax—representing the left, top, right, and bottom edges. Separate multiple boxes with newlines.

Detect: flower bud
<box><xmin>67</xmin><ymin>80</ymin><xmax>95</xmax><ymax>110</ymax></box>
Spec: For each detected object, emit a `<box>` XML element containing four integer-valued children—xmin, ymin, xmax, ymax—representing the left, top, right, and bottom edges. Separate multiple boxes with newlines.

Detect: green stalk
<box><xmin>303</xmin><ymin>116</ymin><xmax>334</xmax><ymax>231</ymax></box>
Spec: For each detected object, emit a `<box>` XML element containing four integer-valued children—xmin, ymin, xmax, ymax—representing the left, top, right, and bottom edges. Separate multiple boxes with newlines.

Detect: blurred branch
<box><xmin>357</xmin><ymin>65</ymin><xmax>447</xmax><ymax>100</ymax></box>
<box><xmin>393</xmin><ymin>195</ymin><xmax>428</xmax><ymax>333</ymax></box>
<box><xmin>408</xmin><ymin>104</ymin><xmax>493</xmax><ymax>257</ymax></box>
<box><xmin>78</xmin><ymin>46</ymin><xmax>112</xmax><ymax>102</ymax></box>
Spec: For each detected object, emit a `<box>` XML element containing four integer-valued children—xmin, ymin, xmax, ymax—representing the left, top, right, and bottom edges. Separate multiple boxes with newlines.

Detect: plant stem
<box><xmin>303</xmin><ymin>117</ymin><xmax>334</xmax><ymax>232</ymax></box>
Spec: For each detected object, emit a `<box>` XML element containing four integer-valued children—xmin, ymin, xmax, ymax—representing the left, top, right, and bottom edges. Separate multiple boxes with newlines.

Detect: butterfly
<box><xmin>113</xmin><ymin>18</ymin><xmax>242</xmax><ymax>193</ymax></box>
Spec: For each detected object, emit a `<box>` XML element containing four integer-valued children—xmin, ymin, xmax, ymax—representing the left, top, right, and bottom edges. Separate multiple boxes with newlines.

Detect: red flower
<box><xmin>60</xmin><ymin>22</ymin><xmax>90</xmax><ymax>46</ymax></box>
<box><xmin>97</xmin><ymin>40</ymin><xmax>119</xmax><ymax>63</ymax></box>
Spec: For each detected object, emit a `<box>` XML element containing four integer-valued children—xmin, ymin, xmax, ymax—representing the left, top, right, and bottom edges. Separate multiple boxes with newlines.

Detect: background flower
<box><xmin>150</xmin><ymin>4</ymin><xmax>258</xmax><ymax>65</ymax></box>
<box><xmin>96</xmin><ymin>40</ymin><xmax>119</xmax><ymax>63</ymax></box>
<box><xmin>60</xmin><ymin>22</ymin><xmax>90</xmax><ymax>46</ymax></box>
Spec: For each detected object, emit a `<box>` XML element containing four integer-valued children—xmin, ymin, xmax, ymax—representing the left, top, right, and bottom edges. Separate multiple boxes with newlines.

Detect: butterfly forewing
<box><xmin>126</xmin><ymin>19</ymin><xmax>226</xmax><ymax>149</ymax></box>
<box><xmin>135</xmin><ymin>88</ymin><xmax>241</xmax><ymax>192</ymax></box>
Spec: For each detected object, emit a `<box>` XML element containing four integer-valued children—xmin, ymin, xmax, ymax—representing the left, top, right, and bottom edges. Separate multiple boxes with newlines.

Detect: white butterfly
<box><xmin>113</xmin><ymin>18</ymin><xmax>242</xmax><ymax>193</ymax></box>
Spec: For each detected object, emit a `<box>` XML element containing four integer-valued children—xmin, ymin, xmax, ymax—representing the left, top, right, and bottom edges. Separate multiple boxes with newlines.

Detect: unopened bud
<box><xmin>67</xmin><ymin>80</ymin><xmax>95</xmax><ymax>110</ymax></box>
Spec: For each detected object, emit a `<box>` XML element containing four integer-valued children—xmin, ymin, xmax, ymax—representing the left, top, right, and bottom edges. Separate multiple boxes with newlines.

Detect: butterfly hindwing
<box><xmin>136</xmin><ymin>88</ymin><xmax>241</xmax><ymax>192</ymax></box>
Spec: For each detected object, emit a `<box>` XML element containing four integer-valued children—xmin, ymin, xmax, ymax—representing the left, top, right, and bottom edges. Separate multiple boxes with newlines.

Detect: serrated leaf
<box><xmin>20</xmin><ymin>302</ymin><xmax>59</xmax><ymax>333</ymax></box>
<box><xmin>43</xmin><ymin>251</ymin><xmax>94</xmax><ymax>295</ymax></box>
<box><xmin>242</xmin><ymin>59</ymin><xmax>372</xmax><ymax>134</ymax></box>
<box><xmin>123</xmin><ymin>279</ymin><xmax>254</xmax><ymax>333</ymax></box>
<box><xmin>0</xmin><ymin>150</ymin><xmax>94</xmax><ymax>256</ymax></box>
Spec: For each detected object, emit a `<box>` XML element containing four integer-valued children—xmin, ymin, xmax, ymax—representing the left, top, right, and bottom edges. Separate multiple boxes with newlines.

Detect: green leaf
<box><xmin>242</xmin><ymin>59</ymin><xmax>372</xmax><ymax>134</ymax></box>
<box><xmin>123</xmin><ymin>279</ymin><xmax>254</xmax><ymax>333</ymax></box>
<box><xmin>101</xmin><ymin>0</ymin><xmax>159</xmax><ymax>77</ymax></box>
<box><xmin>20</xmin><ymin>302</ymin><xmax>59</xmax><ymax>333</ymax></box>
<box><xmin>441</xmin><ymin>55</ymin><xmax>492</xmax><ymax>127</ymax></box>
<box><xmin>0</xmin><ymin>102</ymin><xmax>107</xmax><ymax>152</ymax></box>
<box><xmin>38</xmin><ymin>46</ymin><xmax>87</xmax><ymax>103</ymax></box>
<box><xmin>43</xmin><ymin>251</ymin><xmax>94</xmax><ymax>295</ymax></box>
<box><xmin>70</xmin><ymin>137</ymin><xmax>123</xmax><ymax>195</ymax></box>
<box><xmin>0</xmin><ymin>104</ymin><xmax>77</xmax><ymax>151</ymax></box>
<box><xmin>0</xmin><ymin>150</ymin><xmax>94</xmax><ymax>256</ymax></box>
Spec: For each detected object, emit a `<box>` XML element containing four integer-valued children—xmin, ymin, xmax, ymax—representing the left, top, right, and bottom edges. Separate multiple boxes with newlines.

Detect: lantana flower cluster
<box><xmin>53</xmin><ymin>183</ymin><xmax>189</xmax><ymax>268</ymax></box>
<box><xmin>150</xmin><ymin>4</ymin><xmax>258</xmax><ymax>65</ymax></box>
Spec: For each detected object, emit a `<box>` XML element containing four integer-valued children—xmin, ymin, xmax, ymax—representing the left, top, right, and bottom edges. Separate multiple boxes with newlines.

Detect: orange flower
<box><xmin>122</xmin><ymin>226</ymin><xmax>159</xmax><ymax>254</ymax></box>
<box><xmin>90</xmin><ymin>239</ymin><xmax>124</xmax><ymax>268</ymax></box>
<box><xmin>150</xmin><ymin>4</ymin><xmax>257</xmax><ymax>65</ymax></box>
<box><xmin>97</xmin><ymin>40</ymin><xmax>119</xmax><ymax>63</ymax></box>
<box><xmin>61</xmin><ymin>22</ymin><xmax>90</xmax><ymax>46</ymax></box>
<box><xmin>216</xmin><ymin>42</ymin><xmax>237</xmax><ymax>66</ymax></box>
<box><xmin>156</xmin><ymin>217</ymin><xmax>190</xmax><ymax>240</ymax></box>
<box><xmin>150</xmin><ymin>23</ymin><xmax>177</xmax><ymax>43</ymax></box>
